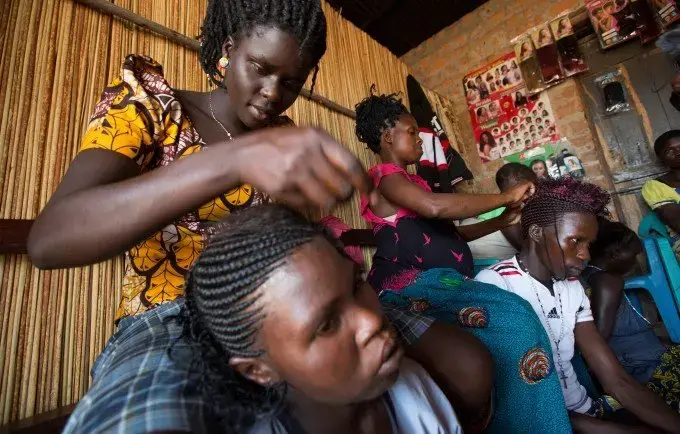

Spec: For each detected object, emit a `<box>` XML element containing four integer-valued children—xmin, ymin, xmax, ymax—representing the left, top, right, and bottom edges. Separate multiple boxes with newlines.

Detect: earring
<box><xmin>218</xmin><ymin>57</ymin><xmax>229</xmax><ymax>69</ymax></box>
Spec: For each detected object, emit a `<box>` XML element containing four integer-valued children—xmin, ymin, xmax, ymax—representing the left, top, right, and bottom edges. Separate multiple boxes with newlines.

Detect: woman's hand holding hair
<box><xmin>235</xmin><ymin>126</ymin><xmax>372</xmax><ymax>212</ymax></box>
<box><xmin>502</xmin><ymin>181</ymin><xmax>535</xmax><ymax>208</ymax></box>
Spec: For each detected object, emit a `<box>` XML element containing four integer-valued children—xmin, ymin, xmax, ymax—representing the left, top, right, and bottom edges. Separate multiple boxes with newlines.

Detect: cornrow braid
<box><xmin>521</xmin><ymin>177</ymin><xmax>611</xmax><ymax>237</ymax></box>
<box><xmin>176</xmin><ymin>204</ymin><xmax>329</xmax><ymax>431</ymax></box>
<box><xmin>199</xmin><ymin>0</ymin><xmax>327</xmax><ymax>93</ymax></box>
<box><xmin>355</xmin><ymin>85</ymin><xmax>410</xmax><ymax>154</ymax></box>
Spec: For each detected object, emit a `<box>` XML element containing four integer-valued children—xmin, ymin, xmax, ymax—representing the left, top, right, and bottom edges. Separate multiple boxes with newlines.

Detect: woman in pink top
<box><xmin>355</xmin><ymin>90</ymin><xmax>534</xmax><ymax>292</ymax></box>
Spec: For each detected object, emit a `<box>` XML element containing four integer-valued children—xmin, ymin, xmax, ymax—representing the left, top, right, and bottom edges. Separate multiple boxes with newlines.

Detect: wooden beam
<box><xmin>73</xmin><ymin>0</ymin><xmax>356</xmax><ymax>119</ymax></box>
<box><xmin>0</xmin><ymin>219</ymin><xmax>33</xmax><ymax>255</ymax></box>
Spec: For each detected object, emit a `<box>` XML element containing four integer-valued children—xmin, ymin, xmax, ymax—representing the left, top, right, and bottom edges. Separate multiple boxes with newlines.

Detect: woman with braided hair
<box><xmin>354</xmin><ymin>89</ymin><xmax>534</xmax><ymax>292</ymax></box>
<box><xmin>476</xmin><ymin>178</ymin><xmax>680</xmax><ymax>433</ymax></box>
<box><xmin>64</xmin><ymin>205</ymin><xmax>463</xmax><ymax>433</ymax></box>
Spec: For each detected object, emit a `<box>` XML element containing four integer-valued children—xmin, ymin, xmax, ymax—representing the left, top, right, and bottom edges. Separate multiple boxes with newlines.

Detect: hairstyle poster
<box><xmin>503</xmin><ymin>139</ymin><xmax>586</xmax><ymax>181</ymax></box>
<box><xmin>586</xmin><ymin>0</ymin><xmax>638</xmax><ymax>49</ymax></box>
<box><xmin>649</xmin><ymin>0</ymin><xmax>680</xmax><ymax>26</ymax></box>
<box><xmin>463</xmin><ymin>52</ymin><xmax>561</xmax><ymax>164</ymax></box>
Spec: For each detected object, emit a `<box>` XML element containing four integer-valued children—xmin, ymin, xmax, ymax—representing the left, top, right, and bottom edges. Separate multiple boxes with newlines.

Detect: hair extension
<box><xmin>495</xmin><ymin>162</ymin><xmax>537</xmax><ymax>191</ymax></box>
<box><xmin>654</xmin><ymin>129</ymin><xmax>680</xmax><ymax>157</ymax></box>
<box><xmin>173</xmin><ymin>204</ymin><xmax>332</xmax><ymax>432</ymax></box>
<box><xmin>199</xmin><ymin>0</ymin><xmax>327</xmax><ymax>92</ymax></box>
<box><xmin>521</xmin><ymin>177</ymin><xmax>610</xmax><ymax>237</ymax></box>
<box><xmin>589</xmin><ymin>218</ymin><xmax>642</xmax><ymax>260</ymax></box>
<box><xmin>354</xmin><ymin>85</ymin><xmax>410</xmax><ymax>154</ymax></box>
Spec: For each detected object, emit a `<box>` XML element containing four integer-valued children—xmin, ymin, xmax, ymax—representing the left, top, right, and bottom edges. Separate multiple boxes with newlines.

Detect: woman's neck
<box><xmin>203</xmin><ymin>87</ymin><xmax>249</xmax><ymax>137</ymax></box>
<box><xmin>287</xmin><ymin>390</ymin><xmax>388</xmax><ymax>434</ymax></box>
<box><xmin>379</xmin><ymin>149</ymin><xmax>407</xmax><ymax>169</ymax></box>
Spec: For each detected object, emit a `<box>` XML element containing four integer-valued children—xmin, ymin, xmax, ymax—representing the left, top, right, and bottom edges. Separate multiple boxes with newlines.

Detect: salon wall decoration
<box><xmin>504</xmin><ymin>139</ymin><xmax>586</xmax><ymax>181</ymax></box>
<box><xmin>586</xmin><ymin>0</ymin><xmax>638</xmax><ymax>49</ymax></box>
<box><xmin>463</xmin><ymin>52</ymin><xmax>561</xmax><ymax>164</ymax></box>
<box><xmin>649</xmin><ymin>0</ymin><xmax>680</xmax><ymax>26</ymax></box>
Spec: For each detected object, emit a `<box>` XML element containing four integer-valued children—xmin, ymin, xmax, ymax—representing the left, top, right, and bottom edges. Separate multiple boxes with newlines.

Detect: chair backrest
<box><xmin>638</xmin><ymin>213</ymin><xmax>670</xmax><ymax>239</ymax></box>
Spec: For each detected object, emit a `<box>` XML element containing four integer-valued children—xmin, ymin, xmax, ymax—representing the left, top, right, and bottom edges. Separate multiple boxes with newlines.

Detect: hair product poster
<box><xmin>586</xmin><ymin>0</ymin><xmax>638</xmax><ymax>49</ymax></box>
<box><xmin>463</xmin><ymin>52</ymin><xmax>561</xmax><ymax>164</ymax></box>
<box><xmin>649</xmin><ymin>0</ymin><xmax>680</xmax><ymax>26</ymax></box>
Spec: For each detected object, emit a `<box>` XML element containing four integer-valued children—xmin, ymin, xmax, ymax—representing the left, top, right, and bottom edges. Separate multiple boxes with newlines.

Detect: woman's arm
<box><xmin>575</xmin><ymin>321</ymin><xmax>680</xmax><ymax>433</ymax></box>
<box><xmin>654</xmin><ymin>203</ymin><xmax>680</xmax><ymax>235</ymax></box>
<box><xmin>589</xmin><ymin>273</ymin><xmax>624</xmax><ymax>340</ymax></box>
<box><xmin>378</xmin><ymin>174</ymin><xmax>533</xmax><ymax>220</ymax></box>
<box><xmin>457</xmin><ymin>207</ymin><xmax>520</xmax><ymax>242</ymax></box>
<box><xmin>28</xmin><ymin>127</ymin><xmax>370</xmax><ymax>269</ymax></box>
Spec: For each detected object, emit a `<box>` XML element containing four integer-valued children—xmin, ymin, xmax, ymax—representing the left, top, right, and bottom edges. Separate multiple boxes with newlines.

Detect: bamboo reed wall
<box><xmin>0</xmin><ymin>0</ymin><xmax>462</xmax><ymax>423</ymax></box>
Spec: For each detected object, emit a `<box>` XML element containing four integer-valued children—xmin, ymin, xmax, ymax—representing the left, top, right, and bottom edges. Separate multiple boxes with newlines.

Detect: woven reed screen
<box><xmin>0</xmin><ymin>0</ymin><xmax>461</xmax><ymax>423</ymax></box>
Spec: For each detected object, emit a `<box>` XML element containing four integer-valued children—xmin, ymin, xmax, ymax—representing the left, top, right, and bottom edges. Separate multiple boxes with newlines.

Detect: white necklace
<box><xmin>517</xmin><ymin>256</ymin><xmax>569</xmax><ymax>388</ymax></box>
<box><xmin>209</xmin><ymin>89</ymin><xmax>233</xmax><ymax>141</ymax></box>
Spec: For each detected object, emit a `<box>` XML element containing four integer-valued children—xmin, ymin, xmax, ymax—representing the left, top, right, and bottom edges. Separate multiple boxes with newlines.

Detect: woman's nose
<box><xmin>354</xmin><ymin>304</ymin><xmax>385</xmax><ymax>348</ymax></box>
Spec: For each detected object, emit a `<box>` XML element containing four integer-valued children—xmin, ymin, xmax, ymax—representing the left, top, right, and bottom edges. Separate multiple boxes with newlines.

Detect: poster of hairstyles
<box><xmin>586</xmin><ymin>0</ymin><xmax>638</xmax><ymax>49</ymax></box>
<box><xmin>463</xmin><ymin>52</ymin><xmax>561</xmax><ymax>164</ymax></box>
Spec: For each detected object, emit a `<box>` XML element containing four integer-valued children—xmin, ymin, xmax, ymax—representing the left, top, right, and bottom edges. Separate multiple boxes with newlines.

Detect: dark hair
<box><xmin>355</xmin><ymin>86</ymin><xmax>410</xmax><ymax>153</ymax></box>
<box><xmin>521</xmin><ymin>177</ymin><xmax>610</xmax><ymax>237</ymax></box>
<box><xmin>199</xmin><ymin>0</ymin><xmax>327</xmax><ymax>93</ymax></box>
<box><xmin>589</xmin><ymin>219</ymin><xmax>642</xmax><ymax>260</ymax></box>
<box><xmin>478</xmin><ymin>131</ymin><xmax>496</xmax><ymax>151</ymax></box>
<box><xmin>496</xmin><ymin>163</ymin><xmax>537</xmax><ymax>190</ymax></box>
<box><xmin>530</xmin><ymin>159</ymin><xmax>546</xmax><ymax>169</ymax></box>
<box><xmin>177</xmin><ymin>204</ymin><xmax>329</xmax><ymax>431</ymax></box>
<box><xmin>654</xmin><ymin>130</ymin><xmax>680</xmax><ymax>157</ymax></box>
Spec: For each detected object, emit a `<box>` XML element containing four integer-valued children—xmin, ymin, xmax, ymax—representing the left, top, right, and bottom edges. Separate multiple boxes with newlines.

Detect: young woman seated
<box><xmin>642</xmin><ymin>130</ymin><xmax>680</xmax><ymax>260</ymax></box>
<box><xmin>354</xmin><ymin>90</ymin><xmax>534</xmax><ymax>292</ymax></box>
<box><xmin>582</xmin><ymin>220</ymin><xmax>679</xmax><ymax>411</ymax></box>
<box><xmin>64</xmin><ymin>205</ymin><xmax>462</xmax><ymax>433</ymax></box>
<box><xmin>476</xmin><ymin>178</ymin><xmax>680</xmax><ymax>433</ymax></box>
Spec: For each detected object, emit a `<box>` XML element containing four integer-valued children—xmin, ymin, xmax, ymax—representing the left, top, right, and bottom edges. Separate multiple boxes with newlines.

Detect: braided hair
<box><xmin>176</xmin><ymin>204</ymin><xmax>330</xmax><ymax>431</ymax></box>
<box><xmin>355</xmin><ymin>85</ymin><xmax>409</xmax><ymax>153</ymax></box>
<box><xmin>521</xmin><ymin>177</ymin><xmax>610</xmax><ymax>238</ymax></box>
<box><xmin>199</xmin><ymin>0</ymin><xmax>327</xmax><ymax>93</ymax></box>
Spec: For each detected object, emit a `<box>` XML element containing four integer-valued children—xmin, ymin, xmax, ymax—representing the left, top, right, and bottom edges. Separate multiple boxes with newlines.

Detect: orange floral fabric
<box><xmin>80</xmin><ymin>55</ymin><xmax>268</xmax><ymax>321</ymax></box>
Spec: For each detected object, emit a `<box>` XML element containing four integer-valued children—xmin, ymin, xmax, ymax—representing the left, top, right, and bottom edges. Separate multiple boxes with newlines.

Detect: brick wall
<box><xmin>401</xmin><ymin>0</ymin><xmax>609</xmax><ymax>194</ymax></box>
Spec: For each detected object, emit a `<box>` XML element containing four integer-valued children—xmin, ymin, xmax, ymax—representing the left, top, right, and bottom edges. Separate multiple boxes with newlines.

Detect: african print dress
<box><xmin>80</xmin><ymin>55</ymin><xmax>271</xmax><ymax>322</ymax></box>
<box><xmin>360</xmin><ymin>163</ymin><xmax>474</xmax><ymax>291</ymax></box>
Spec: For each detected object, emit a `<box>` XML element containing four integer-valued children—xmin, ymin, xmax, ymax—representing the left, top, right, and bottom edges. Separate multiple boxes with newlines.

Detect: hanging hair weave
<box><xmin>199</xmin><ymin>0</ymin><xmax>327</xmax><ymax>93</ymax></box>
<box><xmin>355</xmin><ymin>85</ymin><xmax>410</xmax><ymax>154</ymax></box>
<box><xmin>176</xmin><ymin>204</ymin><xmax>328</xmax><ymax>432</ymax></box>
<box><xmin>521</xmin><ymin>177</ymin><xmax>610</xmax><ymax>237</ymax></box>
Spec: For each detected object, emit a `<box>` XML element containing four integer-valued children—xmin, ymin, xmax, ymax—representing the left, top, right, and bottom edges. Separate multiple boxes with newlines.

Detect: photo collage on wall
<box><xmin>464</xmin><ymin>52</ymin><xmax>561</xmax><ymax>164</ymax></box>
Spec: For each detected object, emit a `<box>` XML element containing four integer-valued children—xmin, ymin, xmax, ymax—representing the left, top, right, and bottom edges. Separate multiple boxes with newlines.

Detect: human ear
<box><xmin>222</xmin><ymin>36</ymin><xmax>236</xmax><ymax>59</ymax></box>
<box><xmin>229</xmin><ymin>357</ymin><xmax>281</xmax><ymax>387</ymax></box>
<box><xmin>528</xmin><ymin>224</ymin><xmax>544</xmax><ymax>244</ymax></box>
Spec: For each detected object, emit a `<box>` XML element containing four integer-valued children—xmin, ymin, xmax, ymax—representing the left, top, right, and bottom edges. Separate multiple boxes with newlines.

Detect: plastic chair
<box><xmin>473</xmin><ymin>258</ymin><xmax>500</xmax><ymax>275</ymax></box>
<box><xmin>624</xmin><ymin>237</ymin><xmax>680</xmax><ymax>343</ymax></box>
<box><xmin>638</xmin><ymin>213</ymin><xmax>670</xmax><ymax>239</ymax></box>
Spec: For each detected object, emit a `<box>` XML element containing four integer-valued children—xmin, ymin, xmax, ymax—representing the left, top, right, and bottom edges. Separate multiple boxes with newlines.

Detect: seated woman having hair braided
<box><xmin>181</xmin><ymin>204</ymin><xmax>462</xmax><ymax>433</ymax></box>
<box><xmin>476</xmin><ymin>178</ymin><xmax>680</xmax><ymax>433</ymax></box>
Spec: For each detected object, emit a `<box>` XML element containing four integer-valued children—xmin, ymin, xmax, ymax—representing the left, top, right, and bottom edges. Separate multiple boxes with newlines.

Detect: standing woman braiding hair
<box><xmin>28</xmin><ymin>0</ymin><xmax>370</xmax><ymax>322</ymax></box>
<box><xmin>31</xmin><ymin>1</ymin><xmax>377</xmax><ymax>431</ymax></box>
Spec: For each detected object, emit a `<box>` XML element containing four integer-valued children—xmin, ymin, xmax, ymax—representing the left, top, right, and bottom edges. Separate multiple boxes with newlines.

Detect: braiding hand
<box><xmin>503</xmin><ymin>181</ymin><xmax>535</xmax><ymax>208</ymax></box>
<box><xmin>237</xmin><ymin>126</ymin><xmax>373</xmax><ymax>211</ymax></box>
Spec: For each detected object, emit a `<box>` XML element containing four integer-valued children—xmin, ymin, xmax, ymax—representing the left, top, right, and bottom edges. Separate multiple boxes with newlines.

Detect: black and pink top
<box><xmin>360</xmin><ymin>163</ymin><xmax>474</xmax><ymax>291</ymax></box>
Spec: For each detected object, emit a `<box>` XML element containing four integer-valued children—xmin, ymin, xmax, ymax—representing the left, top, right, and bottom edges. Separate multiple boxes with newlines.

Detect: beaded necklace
<box><xmin>516</xmin><ymin>255</ymin><xmax>570</xmax><ymax>388</ymax></box>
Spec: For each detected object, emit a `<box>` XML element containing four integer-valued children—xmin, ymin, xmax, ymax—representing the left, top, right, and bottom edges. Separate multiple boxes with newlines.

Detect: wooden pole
<box><xmin>73</xmin><ymin>0</ymin><xmax>357</xmax><ymax>119</ymax></box>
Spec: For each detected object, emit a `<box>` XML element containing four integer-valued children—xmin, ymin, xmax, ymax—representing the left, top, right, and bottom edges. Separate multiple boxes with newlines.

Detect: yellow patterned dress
<box><xmin>80</xmin><ymin>55</ymin><xmax>270</xmax><ymax>322</ymax></box>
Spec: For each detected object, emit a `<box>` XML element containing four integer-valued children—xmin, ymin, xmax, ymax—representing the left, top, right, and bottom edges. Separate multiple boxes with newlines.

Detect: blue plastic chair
<box><xmin>624</xmin><ymin>236</ymin><xmax>680</xmax><ymax>343</ymax></box>
<box><xmin>473</xmin><ymin>258</ymin><xmax>500</xmax><ymax>275</ymax></box>
<box><xmin>638</xmin><ymin>213</ymin><xmax>670</xmax><ymax>239</ymax></box>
